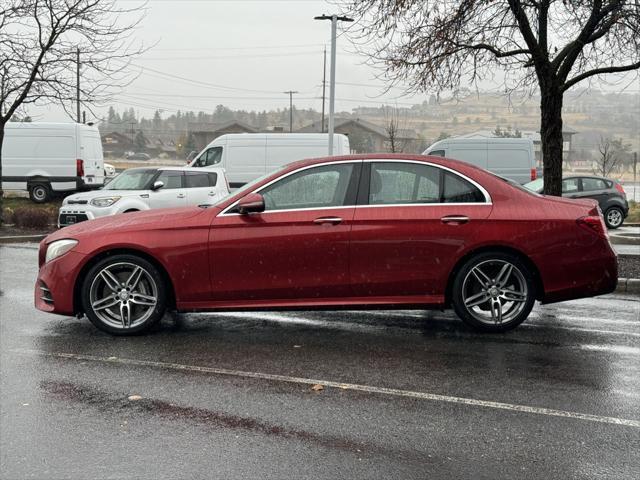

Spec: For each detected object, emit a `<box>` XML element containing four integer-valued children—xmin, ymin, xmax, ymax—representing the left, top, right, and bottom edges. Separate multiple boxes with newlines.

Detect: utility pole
<box><xmin>321</xmin><ymin>46</ymin><xmax>327</xmax><ymax>133</ymax></box>
<box><xmin>634</xmin><ymin>152</ymin><xmax>638</xmax><ymax>202</ymax></box>
<box><xmin>0</xmin><ymin>67</ymin><xmax>6</xmax><ymax>117</ymax></box>
<box><xmin>76</xmin><ymin>47</ymin><xmax>81</xmax><ymax>123</ymax></box>
<box><xmin>283</xmin><ymin>90</ymin><xmax>298</xmax><ymax>132</ymax></box>
<box><xmin>314</xmin><ymin>14</ymin><xmax>354</xmax><ymax>155</ymax></box>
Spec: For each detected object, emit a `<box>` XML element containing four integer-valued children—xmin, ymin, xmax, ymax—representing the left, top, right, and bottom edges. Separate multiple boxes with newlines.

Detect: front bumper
<box><xmin>58</xmin><ymin>205</ymin><xmax>114</xmax><ymax>227</ymax></box>
<box><xmin>35</xmin><ymin>249</ymin><xmax>88</xmax><ymax>316</ymax></box>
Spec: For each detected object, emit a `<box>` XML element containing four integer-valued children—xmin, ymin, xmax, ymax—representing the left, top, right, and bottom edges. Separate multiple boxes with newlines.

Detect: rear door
<box><xmin>78</xmin><ymin>127</ymin><xmax>105</xmax><ymax>187</ymax></box>
<box><xmin>185</xmin><ymin>171</ymin><xmax>221</xmax><ymax>205</ymax></box>
<box><xmin>350</xmin><ymin>160</ymin><xmax>492</xmax><ymax>299</ymax></box>
<box><xmin>575</xmin><ymin>177</ymin><xmax>610</xmax><ymax>209</ymax></box>
<box><xmin>487</xmin><ymin>142</ymin><xmax>532</xmax><ymax>184</ymax></box>
<box><xmin>147</xmin><ymin>170</ymin><xmax>187</xmax><ymax>209</ymax></box>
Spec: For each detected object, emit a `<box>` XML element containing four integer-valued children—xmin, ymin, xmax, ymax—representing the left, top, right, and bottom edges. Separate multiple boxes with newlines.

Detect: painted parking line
<box><xmin>12</xmin><ymin>348</ymin><xmax>640</xmax><ymax>429</ymax></box>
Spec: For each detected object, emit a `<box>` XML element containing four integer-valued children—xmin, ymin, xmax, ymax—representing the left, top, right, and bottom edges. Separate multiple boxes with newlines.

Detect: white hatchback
<box><xmin>58</xmin><ymin>166</ymin><xmax>229</xmax><ymax>228</ymax></box>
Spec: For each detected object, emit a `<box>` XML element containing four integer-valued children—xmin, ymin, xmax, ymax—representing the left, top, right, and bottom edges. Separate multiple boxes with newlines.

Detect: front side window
<box><xmin>155</xmin><ymin>171</ymin><xmax>183</xmax><ymax>189</ymax></box>
<box><xmin>562</xmin><ymin>178</ymin><xmax>579</xmax><ymax>193</ymax></box>
<box><xmin>104</xmin><ymin>169</ymin><xmax>157</xmax><ymax>190</ymax></box>
<box><xmin>261</xmin><ymin>163</ymin><xmax>355</xmax><ymax>211</ymax></box>
<box><xmin>195</xmin><ymin>147</ymin><xmax>223</xmax><ymax>167</ymax></box>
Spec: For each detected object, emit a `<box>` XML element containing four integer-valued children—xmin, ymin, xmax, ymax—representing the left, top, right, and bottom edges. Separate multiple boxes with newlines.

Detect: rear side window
<box><xmin>581</xmin><ymin>178</ymin><xmax>607</xmax><ymax>191</ymax></box>
<box><xmin>442</xmin><ymin>172</ymin><xmax>485</xmax><ymax>203</ymax></box>
<box><xmin>369</xmin><ymin>162</ymin><xmax>440</xmax><ymax>205</ymax></box>
<box><xmin>208</xmin><ymin>172</ymin><xmax>218</xmax><ymax>186</ymax></box>
<box><xmin>185</xmin><ymin>172</ymin><xmax>210</xmax><ymax>188</ymax></box>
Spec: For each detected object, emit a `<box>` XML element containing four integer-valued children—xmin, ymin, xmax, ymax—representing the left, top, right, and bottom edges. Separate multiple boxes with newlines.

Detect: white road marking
<box><xmin>579</xmin><ymin>344</ymin><xmax>640</xmax><ymax>355</ymax></box>
<box><xmin>523</xmin><ymin>324</ymin><xmax>640</xmax><ymax>337</ymax></box>
<box><xmin>12</xmin><ymin>348</ymin><xmax>640</xmax><ymax>429</ymax></box>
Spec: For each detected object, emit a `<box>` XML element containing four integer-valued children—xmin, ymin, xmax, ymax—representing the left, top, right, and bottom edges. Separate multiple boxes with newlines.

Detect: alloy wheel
<box><xmin>461</xmin><ymin>259</ymin><xmax>528</xmax><ymax>325</ymax></box>
<box><xmin>606</xmin><ymin>208</ymin><xmax>623</xmax><ymax>228</ymax></box>
<box><xmin>89</xmin><ymin>262</ymin><xmax>158</xmax><ymax>330</ymax></box>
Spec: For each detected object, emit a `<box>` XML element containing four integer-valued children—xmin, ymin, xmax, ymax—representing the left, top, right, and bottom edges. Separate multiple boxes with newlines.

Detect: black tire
<box><xmin>604</xmin><ymin>206</ymin><xmax>624</xmax><ymax>229</ymax></box>
<box><xmin>81</xmin><ymin>254</ymin><xmax>167</xmax><ymax>335</ymax></box>
<box><xmin>29</xmin><ymin>183</ymin><xmax>51</xmax><ymax>203</ymax></box>
<box><xmin>451</xmin><ymin>252</ymin><xmax>536</xmax><ymax>332</ymax></box>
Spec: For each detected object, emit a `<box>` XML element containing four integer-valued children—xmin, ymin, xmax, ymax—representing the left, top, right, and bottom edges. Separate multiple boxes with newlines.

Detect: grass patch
<box><xmin>1</xmin><ymin>197</ymin><xmax>60</xmax><ymax>225</ymax></box>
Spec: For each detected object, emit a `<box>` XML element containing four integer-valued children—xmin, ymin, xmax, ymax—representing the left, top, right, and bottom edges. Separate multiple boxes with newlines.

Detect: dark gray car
<box><xmin>524</xmin><ymin>175</ymin><xmax>629</xmax><ymax>229</ymax></box>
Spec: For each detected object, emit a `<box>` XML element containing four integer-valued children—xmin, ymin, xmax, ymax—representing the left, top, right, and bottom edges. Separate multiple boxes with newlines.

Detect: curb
<box><xmin>0</xmin><ymin>234</ymin><xmax>47</xmax><ymax>244</ymax></box>
<box><xmin>615</xmin><ymin>278</ymin><xmax>640</xmax><ymax>295</ymax></box>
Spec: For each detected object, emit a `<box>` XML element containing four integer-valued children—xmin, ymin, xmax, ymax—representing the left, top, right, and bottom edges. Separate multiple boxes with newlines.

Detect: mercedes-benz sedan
<box><xmin>36</xmin><ymin>154</ymin><xmax>617</xmax><ymax>335</ymax></box>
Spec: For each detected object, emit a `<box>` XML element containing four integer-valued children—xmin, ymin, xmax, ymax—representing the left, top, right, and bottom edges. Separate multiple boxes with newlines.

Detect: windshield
<box><xmin>523</xmin><ymin>178</ymin><xmax>544</xmax><ymax>192</ymax></box>
<box><xmin>103</xmin><ymin>169</ymin><xmax>157</xmax><ymax>190</ymax></box>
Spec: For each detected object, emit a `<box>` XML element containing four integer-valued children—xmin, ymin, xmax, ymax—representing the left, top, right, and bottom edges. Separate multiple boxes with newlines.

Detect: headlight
<box><xmin>90</xmin><ymin>196</ymin><xmax>120</xmax><ymax>207</ymax></box>
<box><xmin>45</xmin><ymin>239</ymin><xmax>78</xmax><ymax>263</ymax></box>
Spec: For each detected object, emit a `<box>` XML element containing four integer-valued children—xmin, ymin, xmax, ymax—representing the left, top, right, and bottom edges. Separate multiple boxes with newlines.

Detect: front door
<box><xmin>350</xmin><ymin>161</ymin><xmax>492</xmax><ymax>298</ymax></box>
<box><xmin>209</xmin><ymin>162</ymin><xmax>361</xmax><ymax>302</ymax></box>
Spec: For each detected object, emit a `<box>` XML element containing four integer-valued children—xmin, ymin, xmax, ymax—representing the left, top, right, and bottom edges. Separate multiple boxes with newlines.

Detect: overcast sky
<box><xmin>34</xmin><ymin>0</ymin><xmax>427</xmax><ymax>123</ymax></box>
<box><xmin>32</xmin><ymin>0</ymin><xmax>638</xmax><ymax>124</ymax></box>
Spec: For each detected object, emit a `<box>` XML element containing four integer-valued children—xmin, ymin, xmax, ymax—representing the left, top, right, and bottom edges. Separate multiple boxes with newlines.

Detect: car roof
<box><xmin>122</xmin><ymin>166</ymin><xmax>224</xmax><ymax>173</ymax></box>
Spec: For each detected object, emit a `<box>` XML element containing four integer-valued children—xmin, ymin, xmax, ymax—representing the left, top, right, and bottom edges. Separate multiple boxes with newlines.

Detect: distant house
<box><xmin>100</xmin><ymin>131</ymin><xmax>178</xmax><ymax>159</ymax></box>
<box><xmin>297</xmin><ymin>117</ymin><xmax>421</xmax><ymax>153</ymax></box>
<box><xmin>188</xmin><ymin>121</ymin><xmax>258</xmax><ymax>151</ymax></box>
<box><xmin>454</xmin><ymin>127</ymin><xmax>578</xmax><ymax>165</ymax></box>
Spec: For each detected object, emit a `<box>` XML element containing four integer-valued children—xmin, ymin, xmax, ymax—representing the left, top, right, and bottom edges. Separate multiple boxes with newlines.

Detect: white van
<box><xmin>423</xmin><ymin>138</ymin><xmax>536</xmax><ymax>184</ymax></box>
<box><xmin>2</xmin><ymin>122</ymin><xmax>104</xmax><ymax>202</ymax></box>
<box><xmin>189</xmin><ymin>133</ymin><xmax>350</xmax><ymax>187</ymax></box>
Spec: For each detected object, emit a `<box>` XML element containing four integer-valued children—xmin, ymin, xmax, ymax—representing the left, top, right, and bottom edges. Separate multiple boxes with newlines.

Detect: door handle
<box><xmin>177</xmin><ymin>193</ymin><xmax>186</xmax><ymax>199</ymax></box>
<box><xmin>314</xmin><ymin>216</ymin><xmax>342</xmax><ymax>225</ymax></box>
<box><xmin>441</xmin><ymin>215</ymin><xmax>469</xmax><ymax>224</ymax></box>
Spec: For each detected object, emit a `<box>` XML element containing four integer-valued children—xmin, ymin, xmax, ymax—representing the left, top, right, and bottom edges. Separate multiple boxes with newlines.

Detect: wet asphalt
<box><xmin>1</xmin><ymin>244</ymin><xmax>639</xmax><ymax>480</ymax></box>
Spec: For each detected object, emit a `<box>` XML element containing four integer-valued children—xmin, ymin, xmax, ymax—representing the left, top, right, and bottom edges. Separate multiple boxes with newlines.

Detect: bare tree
<box><xmin>0</xmin><ymin>0</ymin><xmax>146</xmax><ymax>221</ymax></box>
<box><xmin>594</xmin><ymin>136</ymin><xmax>630</xmax><ymax>177</ymax></box>
<box><xmin>339</xmin><ymin>1</ymin><xmax>640</xmax><ymax>196</ymax></box>
<box><xmin>383</xmin><ymin>105</ymin><xmax>407</xmax><ymax>153</ymax></box>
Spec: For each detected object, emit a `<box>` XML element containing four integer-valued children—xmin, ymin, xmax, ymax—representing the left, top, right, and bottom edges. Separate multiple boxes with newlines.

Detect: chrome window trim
<box><xmin>219</xmin><ymin>158</ymin><xmax>492</xmax><ymax>217</ymax></box>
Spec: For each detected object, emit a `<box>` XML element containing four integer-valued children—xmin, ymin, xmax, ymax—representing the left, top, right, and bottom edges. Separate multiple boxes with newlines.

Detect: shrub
<box><xmin>11</xmin><ymin>207</ymin><xmax>52</xmax><ymax>229</ymax></box>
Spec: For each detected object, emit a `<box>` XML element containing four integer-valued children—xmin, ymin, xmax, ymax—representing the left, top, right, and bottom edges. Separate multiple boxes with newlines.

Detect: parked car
<box><xmin>423</xmin><ymin>138</ymin><xmax>536</xmax><ymax>184</ymax></box>
<box><xmin>37</xmin><ymin>154</ymin><xmax>616</xmax><ymax>335</ymax></box>
<box><xmin>104</xmin><ymin>163</ymin><xmax>117</xmax><ymax>178</ymax></box>
<box><xmin>524</xmin><ymin>175</ymin><xmax>628</xmax><ymax>229</ymax></box>
<box><xmin>125</xmin><ymin>152</ymin><xmax>151</xmax><ymax>161</ymax></box>
<box><xmin>57</xmin><ymin>166</ymin><xmax>228</xmax><ymax>227</ymax></box>
<box><xmin>2</xmin><ymin>122</ymin><xmax>104</xmax><ymax>203</ymax></box>
<box><xmin>189</xmin><ymin>133</ymin><xmax>351</xmax><ymax>188</ymax></box>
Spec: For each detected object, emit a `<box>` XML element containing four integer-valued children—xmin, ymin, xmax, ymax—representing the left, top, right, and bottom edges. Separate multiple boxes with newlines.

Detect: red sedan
<box><xmin>35</xmin><ymin>154</ymin><xmax>617</xmax><ymax>335</ymax></box>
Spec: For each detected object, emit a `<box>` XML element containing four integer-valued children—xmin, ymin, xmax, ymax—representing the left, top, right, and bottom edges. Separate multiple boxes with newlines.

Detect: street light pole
<box><xmin>314</xmin><ymin>14</ymin><xmax>354</xmax><ymax>155</ymax></box>
<box><xmin>283</xmin><ymin>90</ymin><xmax>298</xmax><ymax>132</ymax></box>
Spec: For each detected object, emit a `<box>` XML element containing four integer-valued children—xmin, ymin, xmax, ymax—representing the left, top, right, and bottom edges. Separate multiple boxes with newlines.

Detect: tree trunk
<box><xmin>0</xmin><ymin>122</ymin><xmax>4</xmax><ymax>226</ymax></box>
<box><xmin>540</xmin><ymin>86</ymin><xmax>564</xmax><ymax>196</ymax></box>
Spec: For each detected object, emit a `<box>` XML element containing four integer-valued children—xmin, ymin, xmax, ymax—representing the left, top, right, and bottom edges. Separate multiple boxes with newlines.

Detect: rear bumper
<box><xmin>539</xmin><ymin>244</ymin><xmax>618</xmax><ymax>304</ymax></box>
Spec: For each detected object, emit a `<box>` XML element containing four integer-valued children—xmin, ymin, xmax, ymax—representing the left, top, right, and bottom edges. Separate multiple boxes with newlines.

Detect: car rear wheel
<box><xmin>81</xmin><ymin>254</ymin><xmax>166</xmax><ymax>335</ymax></box>
<box><xmin>604</xmin><ymin>207</ymin><xmax>624</xmax><ymax>229</ymax></box>
<box><xmin>29</xmin><ymin>183</ymin><xmax>51</xmax><ymax>203</ymax></box>
<box><xmin>451</xmin><ymin>252</ymin><xmax>536</xmax><ymax>332</ymax></box>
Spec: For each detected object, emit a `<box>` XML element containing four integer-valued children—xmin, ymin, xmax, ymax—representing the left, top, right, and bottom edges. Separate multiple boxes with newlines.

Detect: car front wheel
<box><xmin>81</xmin><ymin>254</ymin><xmax>167</xmax><ymax>335</ymax></box>
<box><xmin>451</xmin><ymin>252</ymin><xmax>536</xmax><ymax>332</ymax></box>
<box><xmin>604</xmin><ymin>207</ymin><xmax>624</xmax><ymax>229</ymax></box>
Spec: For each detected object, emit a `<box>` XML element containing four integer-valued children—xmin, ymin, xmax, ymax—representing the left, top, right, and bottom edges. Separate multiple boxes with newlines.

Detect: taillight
<box><xmin>614</xmin><ymin>182</ymin><xmax>626</xmax><ymax>195</ymax></box>
<box><xmin>76</xmin><ymin>159</ymin><xmax>84</xmax><ymax>177</ymax></box>
<box><xmin>577</xmin><ymin>215</ymin><xmax>608</xmax><ymax>239</ymax></box>
<box><xmin>531</xmin><ymin>168</ymin><xmax>537</xmax><ymax>181</ymax></box>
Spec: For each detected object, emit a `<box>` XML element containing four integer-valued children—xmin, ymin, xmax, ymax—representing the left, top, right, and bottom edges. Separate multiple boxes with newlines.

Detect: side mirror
<box><xmin>237</xmin><ymin>193</ymin><xmax>265</xmax><ymax>214</ymax></box>
<box><xmin>151</xmin><ymin>180</ymin><xmax>164</xmax><ymax>191</ymax></box>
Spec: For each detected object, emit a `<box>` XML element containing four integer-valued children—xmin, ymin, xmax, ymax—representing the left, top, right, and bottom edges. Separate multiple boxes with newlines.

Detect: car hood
<box><xmin>47</xmin><ymin>206</ymin><xmax>220</xmax><ymax>244</ymax></box>
<box><xmin>63</xmin><ymin>189</ymin><xmax>146</xmax><ymax>203</ymax></box>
